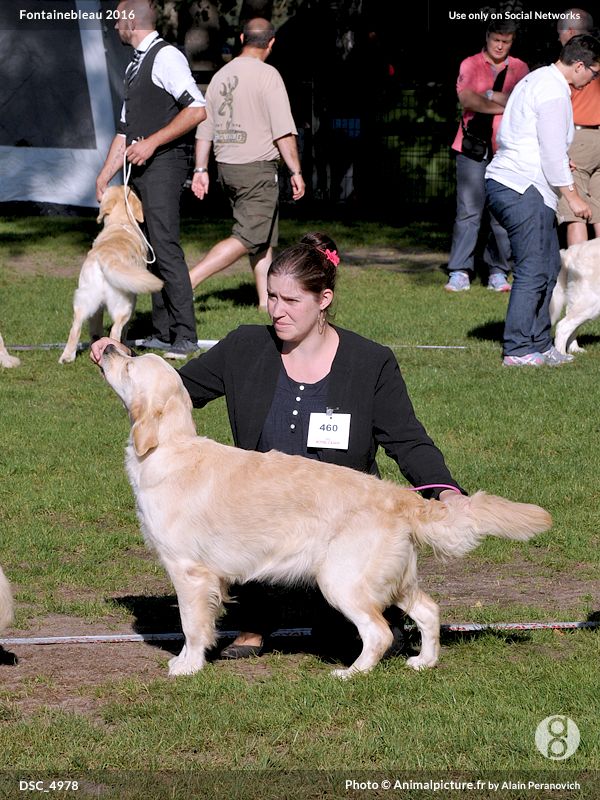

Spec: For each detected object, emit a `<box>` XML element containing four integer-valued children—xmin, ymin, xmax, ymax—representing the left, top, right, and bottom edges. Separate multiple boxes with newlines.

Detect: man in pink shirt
<box><xmin>445</xmin><ymin>21</ymin><xmax>528</xmax><ymax>293</ymax></box>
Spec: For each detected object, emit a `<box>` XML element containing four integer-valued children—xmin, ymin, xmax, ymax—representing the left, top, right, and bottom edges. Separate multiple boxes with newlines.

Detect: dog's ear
<box><xmin>130</xmin><ymin>399</ymin><xmax>159</xmax><ymax>457</ymax></box>
<box><xmin>97</xmin><ymin>188</ymin><xmax>118</xmax><ymax>224</ymax></box>
<box><xmin>131</xmin><ymin>415</ymin><xmax>159</xmax><ymax>457</ymax></box>
<box><xmin>128</xmin><ymin>189</ymin><xmax>144</xmax><ymax>223</ymax></box>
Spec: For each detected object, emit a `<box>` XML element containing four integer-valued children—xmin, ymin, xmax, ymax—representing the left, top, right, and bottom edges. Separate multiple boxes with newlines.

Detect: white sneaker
<box><xmin>542</xmin><ymin>345</ymin><xmax>574</xmax><ymax>365</ymax></box>
<box><xmin>488</xmin><ymin>273</ymin><xmax>511</xmax><ymax>292</ymax></box>
<box><xmin>444</xmin><ymin>271</ymin><xmax>470</xmax><ymax>292</ymax></box>
<box><xmin>502</xmin><ymin>352</ymin><xmax>546</xmax><ymax>367</ymax></box>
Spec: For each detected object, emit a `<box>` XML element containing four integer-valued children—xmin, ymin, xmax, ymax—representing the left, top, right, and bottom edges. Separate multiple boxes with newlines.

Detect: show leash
<box><xmin>409</xmin><ymin>484</ymin><xmax>463</xmax><ymax>495</ymax></box>
<box><xmin>121</xmin><ymin>148</ymin><xmax>156</xmax><ymax>265</ymax></box>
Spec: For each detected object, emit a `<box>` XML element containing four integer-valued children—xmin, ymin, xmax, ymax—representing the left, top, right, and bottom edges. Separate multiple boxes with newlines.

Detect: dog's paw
<box><xmin>0</xmin><ymin>355</ymin><xmax>20</xmax><ymax>368</ymax></box>
<box><xmin>569</xmin><ymin>342</ymin><xmax>585</xmax><ymax>354</ymax></box>
<box><xmin>330</xmin><ymin>667</ymin><xmax>354</xmax><ymax>680</ymax></box>
<box><xmin>58</xmin><ymin>352</ymin><xmax>76</xmax><ymax>365</ymax></box>
<box><xmin>405</xmin><ymin>654</ymin><xmax>437</xmax><ymax>671</ymax></box>
<box><xmin>168</xmin><ymin>653</ymin><xmax>205</xmax><ymax>676</ymax></box>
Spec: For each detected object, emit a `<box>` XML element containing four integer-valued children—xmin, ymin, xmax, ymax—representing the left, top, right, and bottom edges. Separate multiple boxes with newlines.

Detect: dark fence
<box><xmin>293</xmin><ymin>83</ymin><xmax>459</xmax><ymax>219</ymax></box>
<box><xmin>374</xmin><ymin>86</ymin><xmax>458</xmax><ymax>212</ymax></box>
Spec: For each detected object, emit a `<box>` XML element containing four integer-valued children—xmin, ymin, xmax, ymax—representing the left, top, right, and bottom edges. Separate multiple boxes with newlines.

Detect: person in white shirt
<box><xmin>485</xmin><ymin>34</ymin><xmax>600</xmax><ymax>366</ymax></box>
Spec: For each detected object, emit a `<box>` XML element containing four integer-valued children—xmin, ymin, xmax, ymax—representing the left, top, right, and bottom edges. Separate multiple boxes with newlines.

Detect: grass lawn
<box><xmin>0</xmin><ymin>214</ymin><xmax>598</xmax><ymax>798</ymax></box>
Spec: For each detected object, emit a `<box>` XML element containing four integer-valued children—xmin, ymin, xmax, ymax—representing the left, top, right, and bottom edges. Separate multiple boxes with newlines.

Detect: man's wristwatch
<box><xmin>193</xmin><ymin>167</ymin><xmax>208</xmax><ymax>174</ymax></box>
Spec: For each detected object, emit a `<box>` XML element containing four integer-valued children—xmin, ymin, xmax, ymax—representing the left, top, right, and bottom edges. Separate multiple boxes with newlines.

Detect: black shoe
<box><xmin>164</xmin><ymin>338</ymin><xmax>199</xmax><ymax>360</ymax></box>
<box><xmin>220</xmin><ymin>642</ymin><xmax>264</xmax><ymax>660</ymax></box>
<box><xmin>138</xmin><ymin>336</ymin><xmax>171</xmax><ymax>351</ymax></box>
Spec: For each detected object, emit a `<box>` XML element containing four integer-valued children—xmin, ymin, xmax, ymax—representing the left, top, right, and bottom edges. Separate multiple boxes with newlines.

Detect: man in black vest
<box><xmin>96</xmin><ymin>0</ymin><xmax>206</xmax><ymax>359</ymax></box>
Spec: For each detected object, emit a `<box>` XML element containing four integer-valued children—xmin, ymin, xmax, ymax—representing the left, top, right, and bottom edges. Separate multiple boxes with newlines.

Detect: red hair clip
<box><xmin>322</xmin><ymin>248</ymin><xmax>340</xmax><ymax>267</ymax></box>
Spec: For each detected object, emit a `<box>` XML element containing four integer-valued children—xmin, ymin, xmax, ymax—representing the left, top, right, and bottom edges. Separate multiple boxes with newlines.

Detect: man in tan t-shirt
<box><xmin>557</xmin><ymin>8</ymin><xmax>600</xmax><ymax>244</ymax></box>
<box><xmin>190</xmin><ymin>18</ymin><xmax>305</xmax><ymax>309</ymax></box>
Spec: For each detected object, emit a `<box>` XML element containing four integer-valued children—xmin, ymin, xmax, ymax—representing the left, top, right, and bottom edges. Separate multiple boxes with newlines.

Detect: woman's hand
<box><xmin>439</xmin><ymin>489</ymin><xmax>459</xmax><ymax>502</ymax></box>
<box><xmin>89</xmin><ymin>337</ymin><xmax>130</xmax><ymax>365</ymax></box>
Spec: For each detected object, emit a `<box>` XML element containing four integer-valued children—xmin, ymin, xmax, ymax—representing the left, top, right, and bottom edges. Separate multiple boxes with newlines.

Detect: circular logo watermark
<box><xmin>535</xmin><ymin>715</ymin><xmax>580</xmax><ymax>760</ymax></box>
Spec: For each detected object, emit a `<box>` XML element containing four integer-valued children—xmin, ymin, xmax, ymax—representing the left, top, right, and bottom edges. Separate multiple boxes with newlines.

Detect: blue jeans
<box><xmin>485</xmin><ymin>180</ymin><xmax>561</xmax><ymax>357</ymax></box>
<box><xmin>448</xmin><ymin>153</ymin><xmax>512</xmax><ymax>275</ymax></box>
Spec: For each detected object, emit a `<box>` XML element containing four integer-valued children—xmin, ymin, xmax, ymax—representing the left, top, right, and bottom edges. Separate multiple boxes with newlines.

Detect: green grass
<box><xmin>2</xmin><ymin>631</ymin><xmax>599</xmax><ymax>769</ymax></box>
<box><xmin>0</xmin><ymin>216</ymin><xmax>599</xmax><ymax>793</ymax></box>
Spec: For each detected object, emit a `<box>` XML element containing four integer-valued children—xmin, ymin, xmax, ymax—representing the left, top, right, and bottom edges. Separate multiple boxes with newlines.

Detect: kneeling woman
<box><xmin>91</xmin><ymin>233</ymin><xmax>464</xmax><ymax>658</ymax></box>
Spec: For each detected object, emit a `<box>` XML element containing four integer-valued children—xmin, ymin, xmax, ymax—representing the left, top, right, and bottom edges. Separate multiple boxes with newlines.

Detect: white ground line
<box><xmin>1</xmin><ymin>621</ymin><xmax>597</xmax><ymax>647</ymax></box>
<box><xmin>8</xmin><ymin>341</ymin><xmax>469</xmax><ymax>352</ymax></box>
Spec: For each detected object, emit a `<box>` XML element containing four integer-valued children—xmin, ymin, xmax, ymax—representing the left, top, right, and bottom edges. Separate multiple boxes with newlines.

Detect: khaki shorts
<box><xmin>217</xmin><ymin>161</ymin><xmax>279</xmax><ymax>255</ymax></box>
<box><xmin>557</xmin><ymin>128</ymin><xmax>600</xmax><ymax>224</ymax></box>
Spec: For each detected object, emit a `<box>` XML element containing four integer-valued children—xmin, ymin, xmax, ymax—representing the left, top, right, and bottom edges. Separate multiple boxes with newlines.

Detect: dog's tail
<box><xmin>549</xmin><ymin>250</ymin><xmax>568</xmax><ymax>325</ymax></box>
<box><xmin>0</xmin><ymin>566</ymin><xmax>14</xmax><ymax>633</ymax></box>
<box><xmin>411</xmin><ymin>491</ymin><xmax>551</xmax><ymax>560</ymax></box>
<box><xmin>102</xmin><ymin>260</ymin><xmax>164</xmax><ymax>295</ymax></box>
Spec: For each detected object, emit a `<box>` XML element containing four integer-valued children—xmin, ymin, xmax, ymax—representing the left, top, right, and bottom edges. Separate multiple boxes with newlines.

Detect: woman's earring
<box><xmin>318</xmin><ymin>309</ymin><xmax>326</xmax><ymax>335</ymax></box>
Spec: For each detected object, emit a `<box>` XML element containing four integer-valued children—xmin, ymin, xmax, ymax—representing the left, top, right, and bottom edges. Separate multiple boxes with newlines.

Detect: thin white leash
<box><xmin>121</xmin><ymin>148</ymin><xmax>156</xmax><ymax>265</ymax></box>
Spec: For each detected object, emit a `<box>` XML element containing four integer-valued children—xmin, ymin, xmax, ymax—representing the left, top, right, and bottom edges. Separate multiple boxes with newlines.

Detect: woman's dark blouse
<box><xmin>178</xmin><ymin>325</ymin><xmax>463</xmax><ymax>499</ymax></box>
<box><xmin>257</xmin><ymin>367</ymin><xmax>330</xmax><ymax>458</ymax></box>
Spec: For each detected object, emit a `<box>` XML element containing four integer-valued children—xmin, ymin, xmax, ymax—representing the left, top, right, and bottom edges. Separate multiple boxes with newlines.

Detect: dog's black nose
<box><xmin>104</xmin><ymin>344</ymin><xmax>117</xmax><ymax>355</ymax></box>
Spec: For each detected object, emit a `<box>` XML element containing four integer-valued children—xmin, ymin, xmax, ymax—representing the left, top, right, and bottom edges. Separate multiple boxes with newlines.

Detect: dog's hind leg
<box><xmin>549</xmin><ymin>265</ymin><xmax>567</xmax><ymax>326</ymax></box>
<box><xmin>555</xmin><ymin>305</ymin><xmax>598</xmax><ymax>354</ymax></box>
<box><xmin>119</xmin><ymin>297</ymin><xmax>136</xmax><ymax>345</ymax></box>
<box><xmin>396</xmin><ymin>589</ymin><xmax>440</xmax><ymax>670</ymax></box>
<box><xmin>107</xmin><ymin>293</ymin><xmax>134</xmax><ymax>343</ymax></box>
<box><xmin>164</xmin><ymin>560</ymin><xmax>222</xmax><ymax>676</ymax></box>
<box><xmin>88</xmin><ymin>307</ymin><xmax>104</xmax><ymax>341</ymax></box>
<box><xmin>59</xmin><ymin>306</ymin><xmax>88</xmax><ymax>364</ymax></box>
<box><xmin>320</xmin><ymin>586</ymin><xmax>393</xmax><ymax>679</ymax></box>
<box><xmin>108</xmin><ymin>312</ymin><xmax>132</xmax><ymax>344</ymax></box>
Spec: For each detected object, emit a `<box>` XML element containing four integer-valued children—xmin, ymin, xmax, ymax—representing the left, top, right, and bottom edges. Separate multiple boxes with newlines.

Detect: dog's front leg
<box><xmin>163</xmin><ymin>560</ymin><xmax>222</xmax><ymax>676</ymax></box>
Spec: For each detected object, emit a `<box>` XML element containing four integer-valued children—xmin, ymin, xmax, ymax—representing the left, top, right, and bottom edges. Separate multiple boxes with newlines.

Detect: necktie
<box><xmin>127</xmin><ymin>50</ymin><xmax>143</xmax><ymax>85</ymax></box>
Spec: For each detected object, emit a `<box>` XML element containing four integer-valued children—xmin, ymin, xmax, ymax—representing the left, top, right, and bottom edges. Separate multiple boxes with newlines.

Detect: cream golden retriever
<box><xmin>0</xmin><ymin>334</ymin><xmax>20</xmax><ymax>368</ymax></box>
<box><xmin>100</xmin><ymin>346</ymin><xmax>552</xmax><ymax>678</ymax></box>
<box><xmin>550</xmin><ymin>238</ymin><xmax>600</xmax><ymax>355</ymax></box>
<box><xmin>0</xmin><ymin>566</ymin><xmax>14</xmax><ymax>634</ymax></box>
<box><xmin>59</xmin><ymin>186</ymin><xmax>163</xmax><ymax>364</ymax></box>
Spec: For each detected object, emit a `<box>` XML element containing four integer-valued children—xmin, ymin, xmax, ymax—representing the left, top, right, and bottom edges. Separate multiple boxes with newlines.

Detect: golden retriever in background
<box><xmin>59</xmin><ymin>187</ymin><xmax>163</xmax><ymax>364</ymax></box>
<box><xmin>0</xmin><ymin>334</ymin><xmax>20</xmax><ymax>368</ymax></box>
<box><xmin>0</xmin><ymin>566</ymin><xmax>13</xmax><ymax>634</ymax></box>
<box><xmin>100</xmin><ymin>346</ymin><xmax>552</xmax><ymax>679</ymax></box>
<box><xmin>550</xmin><ymin>239</ymin><xmax>600</xmax><ymax>355</ymax></box>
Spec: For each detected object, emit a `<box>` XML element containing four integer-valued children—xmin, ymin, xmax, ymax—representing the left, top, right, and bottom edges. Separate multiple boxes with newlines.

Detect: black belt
<box><xmin>575</xmin><ymin>124</ymin><xmax>600</xmax><ymax>130</ymax></box>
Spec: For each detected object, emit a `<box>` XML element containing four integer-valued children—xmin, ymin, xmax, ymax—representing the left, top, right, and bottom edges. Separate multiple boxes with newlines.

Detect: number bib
<box><xmin>306</xmin><ymin>412</ymin><xmax>351</xmax><ymax>450</ymax></box>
